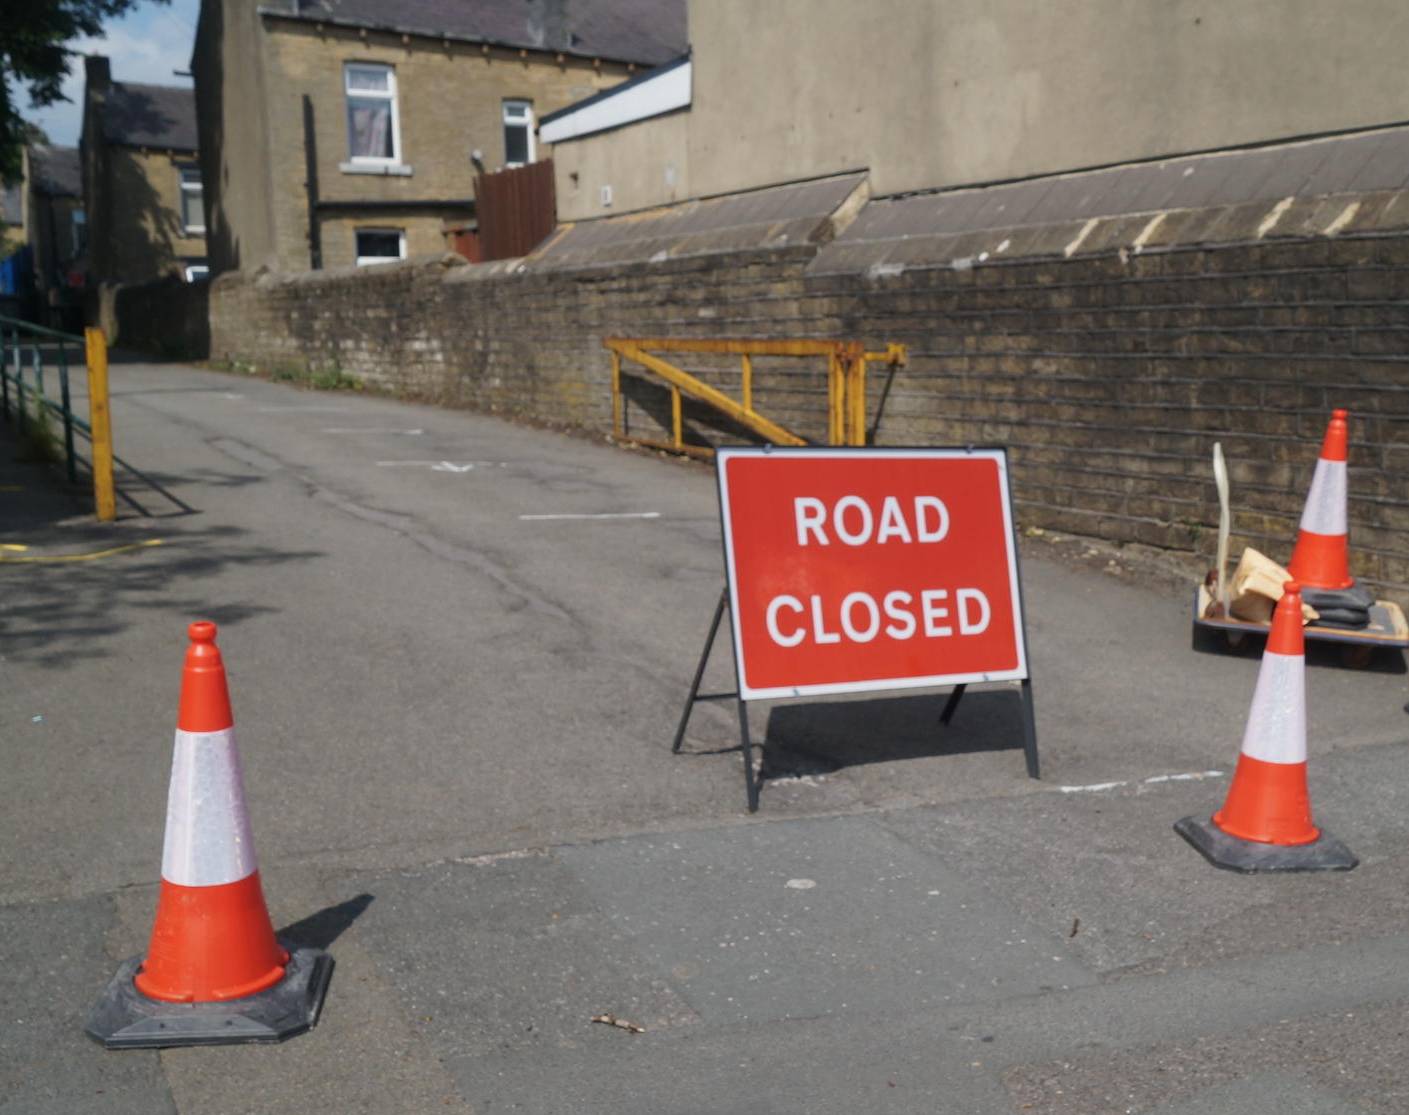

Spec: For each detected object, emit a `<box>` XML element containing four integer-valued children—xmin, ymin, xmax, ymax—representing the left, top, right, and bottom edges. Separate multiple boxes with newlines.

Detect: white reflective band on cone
<box><xmin>1239</xmin><ymin>650</ymin><xmax>1307</xmax><ymax>765</ymax></box>
<box><xmin>1299</xmin><ymin>458</ymin><xmax>1348</xmax><ymax>535</ymax></box>
<box><xmin>160</xmin><ymin>727</ymin><xmax>259</xmax><ymax>887</ymax></box>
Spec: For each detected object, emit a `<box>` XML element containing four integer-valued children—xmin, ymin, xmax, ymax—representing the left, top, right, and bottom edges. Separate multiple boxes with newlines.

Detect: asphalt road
<box><xmin>3</xmin><ymin>358</ymin><xmax>1408</xmax><ymax>1113</ymax></box>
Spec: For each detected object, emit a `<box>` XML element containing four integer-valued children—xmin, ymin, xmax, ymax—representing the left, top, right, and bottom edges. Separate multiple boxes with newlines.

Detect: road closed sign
<box><xmin>716</xmin><ymin>447</ymin><xmax>1029</xmax><ymax>700</ymax></box>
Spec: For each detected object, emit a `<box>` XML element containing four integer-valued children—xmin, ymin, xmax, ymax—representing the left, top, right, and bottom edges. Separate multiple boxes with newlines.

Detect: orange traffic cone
<box><xmin>1175</xmin><ymin>584</ymin><xmax>1357</xmax><ymax>873</ymax></box>
<box><xmin>1287</xmin><ymin>409</ymin><xmax>1355</xmax><ymax>590</ymax></box>
<box><xmin>87</xmin><ymin>622</ymin><xmax>332</xmax><ymax>1048</ymax></box>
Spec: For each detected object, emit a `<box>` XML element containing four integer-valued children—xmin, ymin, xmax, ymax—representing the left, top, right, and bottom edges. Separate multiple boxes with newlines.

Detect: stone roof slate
<box><xmin>101</xmin><ymin>83</ymin><xmax>199</xmax><ymax>151</ymax></box>
<box><xmin>261</xmin><ymin>0</ymin><xmax>686</xmax><ymax>66</ymax></box>
<box><xmin>29</xmin><ymin>145</ymin><xmax>81</xmax><ymax>198</ymax></box>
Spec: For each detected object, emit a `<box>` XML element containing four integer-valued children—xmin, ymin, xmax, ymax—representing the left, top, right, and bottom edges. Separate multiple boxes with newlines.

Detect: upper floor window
<box><xmin>345</xmin><ymin>63</ymin><xmax>401</xmax><ymax>164</ymax></box>
<box><xmin>178</xmin><ymin>166</ymin><xmax>204</xmax><ymax>235</ymax></box>
<box><xmin>71</xmin><ymin>209</ymin><xmax>87</xmax><ymax>256</ymax></box>
<box><xmin>502</xmin><ymin>100</ymin><xmax>534</xmax><ymax>167</ymax></box>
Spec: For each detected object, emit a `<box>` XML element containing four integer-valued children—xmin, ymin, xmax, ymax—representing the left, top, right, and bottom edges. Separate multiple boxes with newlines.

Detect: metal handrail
<box><xmin>603</xmin><ymin>336</ymin><xmax>907</xmax><ymax>458</ymax></box>
<box><xmin>0</xmin><ymin>315</ymin><xmax>115</xmax><ymax>519</ymax></box>
<box><xmin>0</xmin><ymin>313</ymin><xmax>87</xmax><ymax>343</ymax></box>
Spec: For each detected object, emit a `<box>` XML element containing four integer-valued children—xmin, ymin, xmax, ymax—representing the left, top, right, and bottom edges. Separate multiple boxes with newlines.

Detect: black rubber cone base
<box><xmin>1174</xmin><ymin>815</ymin><xmax>1359</xmax><ymax>874</ymax></box>
<box><xmin>84</xmin><ymin>939</ymin><xmax>333</xmax><ymax>1050</ymax></box>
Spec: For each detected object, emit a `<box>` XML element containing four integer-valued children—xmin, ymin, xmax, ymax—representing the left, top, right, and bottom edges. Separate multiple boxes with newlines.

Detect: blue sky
<box><xmin>23</xmin><ymin>0</ymin><xmax>201</xmax><ymax>148</ymax></box>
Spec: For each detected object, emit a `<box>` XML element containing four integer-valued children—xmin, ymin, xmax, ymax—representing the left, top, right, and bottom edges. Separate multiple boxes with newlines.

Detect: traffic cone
<box><xmin>1287</xmin><ymin>409</ymin><xmax>1355</xmax><ymax>590</ymax></box>
<box><xmin>1175</xmin><ymin>584</ymin><xmax>1357</xmax><ymax>873</ymax></box>
<box><xmin>86</xmin><ymin>622</ymin><xmax>332</xmax><ymax>1049</ymax></box>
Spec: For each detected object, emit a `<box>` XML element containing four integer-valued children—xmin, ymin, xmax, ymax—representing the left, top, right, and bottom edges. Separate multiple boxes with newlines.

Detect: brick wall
<box><xmin>208</xmin><ymin>232</ymin><xmax>1409</xmax><ymax>603</ymax></box>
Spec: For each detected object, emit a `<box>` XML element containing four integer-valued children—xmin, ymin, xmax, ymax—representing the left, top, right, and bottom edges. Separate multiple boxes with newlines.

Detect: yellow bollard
<box><xmin>85</xmin><ymin>327</ymin><xmax>116</xmax><ymax>522</ymax></box>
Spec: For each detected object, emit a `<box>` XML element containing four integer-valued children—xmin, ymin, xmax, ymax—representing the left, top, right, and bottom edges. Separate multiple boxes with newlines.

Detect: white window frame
<box><xmin>502</xmin><ymin>99</ymin><xmax>534</xmax><ymax>167</ymax></box>
<box><xmin>183</xmin><ymin>263</ymin><xmax>209</xmax><ymax>282</ymax></box>
<box><xmin>178</xmin><ymin>165</ymin><xmax>204</xmax><ymax>235</ymax></box>
<box><xmin>345</xmin><ymin>62</ymin><xmax>403</xmax><ymax>167</ymax></box>
<box><xmin>354</xmin><ymin>227</ymin><xmax>406</xmax><ymax>266</ymax></box>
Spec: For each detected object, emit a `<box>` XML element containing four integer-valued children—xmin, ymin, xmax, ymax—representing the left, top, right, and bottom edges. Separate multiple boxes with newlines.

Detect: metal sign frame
<box><xmin>673</xmin><ymin>445</ymin><xmax>1039</xmax><ymax>811</ymax></box>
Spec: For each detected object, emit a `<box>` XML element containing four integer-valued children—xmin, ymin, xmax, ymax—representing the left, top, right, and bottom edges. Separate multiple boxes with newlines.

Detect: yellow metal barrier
<box><xmin>84</xmin><ymin>327</ymin><xmax>116</xmax><ymax>522</ymax></box>
<box><xmin>603</xmin><ymin>338</ymin><xmax>907</xmax><ymax>458</ymax></box>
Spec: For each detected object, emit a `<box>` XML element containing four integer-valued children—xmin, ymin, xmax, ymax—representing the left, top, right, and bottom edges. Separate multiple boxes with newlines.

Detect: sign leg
<box><xmin>737</xmin><ymin>697</ymin><xmax>760</xmax><ymax>813</ymax></box>
<box><xmin>1020</xmin><ymin>678</ymin><xmax>1040</xmax><ymax>779</ymax></box>
<box><xmin>939</xmin><ymin>683</ymin><xmax>966</xmax><ymax>726</ymax></box>
<box><xmin>672</xmin><ymin>587</ymin><xmax>729</xmax><ymax>753</ymax></box>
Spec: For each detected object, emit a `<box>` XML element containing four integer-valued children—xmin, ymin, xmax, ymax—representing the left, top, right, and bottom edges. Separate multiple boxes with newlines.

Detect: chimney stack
<box><xmin>85</xmin><ymin>55</ymin><xmax>112</xmax><ymax>94</ymax></box>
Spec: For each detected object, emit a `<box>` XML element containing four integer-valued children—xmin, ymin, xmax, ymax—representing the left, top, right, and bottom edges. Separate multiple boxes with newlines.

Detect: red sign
<box><xmin>717</xmin><ymin>447</ymin><xmax>1028</xmax><ymax>700</ymax></box>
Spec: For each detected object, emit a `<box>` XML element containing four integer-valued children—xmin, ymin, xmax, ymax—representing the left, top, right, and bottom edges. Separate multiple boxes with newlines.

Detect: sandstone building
<box><xmin>21</xmin><ymin>144</ymin><xmax>87</xmax><ymax>329</ymax></box>
<box><xmin>191</xmin><ymin>0</ymin><xmax>686</xmax><ymax>274</ymax></box>
<box><xmin>80</xmin><ymin>57</ymin><xmax>208</xmax><ymax>284</ymax></box>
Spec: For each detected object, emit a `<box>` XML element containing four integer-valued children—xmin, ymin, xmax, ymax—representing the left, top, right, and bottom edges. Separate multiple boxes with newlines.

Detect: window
<box><xmin>355</xmin><ymin>228</ymin><xmax>405</xmax><ymax>266</ymax></box>
<box><xmin>345</xmin><ymin>63</ymin><xmax>401</xmax><ymax>164</ymax></box>
<box><xmin>502</xmin><ymin>99</ymin><xmax>534</xmax><ymax>167</ymax></box>
<box><xmin>183</xmin><ymin>263</ymin><xmax>209</xmax><ymax>282</ymax></box>
<box><xmin>71</xmin><ymin>209</ymin><xmax>87</xmax><ymax>256</ymax></box>
<box><xmin>178</xmin><ymin>166</ymin><xmax>204</xmax><ymax>234</ymax></box>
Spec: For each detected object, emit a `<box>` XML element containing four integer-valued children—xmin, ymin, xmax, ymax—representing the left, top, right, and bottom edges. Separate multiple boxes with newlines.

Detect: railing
<box><xmin>0</xmin><ymin>315</ymin><xmax>116</xmax><ymax>521</ymax></box>
<box><xmin>603</xmin><ymin>337</ymin><xmax>908</xmax><ymax>458</ymax></box>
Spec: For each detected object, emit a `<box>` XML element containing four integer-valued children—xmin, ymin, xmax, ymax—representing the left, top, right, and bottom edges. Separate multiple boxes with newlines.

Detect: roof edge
<box><xmin>255</xmin><ymin>6</ymin><xmax>666</xmax><ymax>67</ymax></box>
<box><xmin>540</xmin><ymin>53</ymin><xmax>690</xmax><ymax>129</ymax></box>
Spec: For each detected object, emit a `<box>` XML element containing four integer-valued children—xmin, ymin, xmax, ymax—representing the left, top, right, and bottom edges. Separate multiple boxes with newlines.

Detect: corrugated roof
<box><xmin>261</xmin><ymin>0</ymin><xmax>687</xmax><ymax>66</ymax></box>
<box><xmin>812</xmin><ymin>123</ymin><xmax>1409</xmax><ymax>274</ymax></box>
<box><xmin>101</xmin><ymin>82</ymin><xmax>199</xmax><ymax>151</ymax></box>
<box><xmin>28</xmin><ymin>145</ymin><xmax>80</xmax><ymax>198</ymax></box>
<box><xmin>527</xmin><ymin>173</ymin><xmax>867</xmax><ymax>270</ymax></box>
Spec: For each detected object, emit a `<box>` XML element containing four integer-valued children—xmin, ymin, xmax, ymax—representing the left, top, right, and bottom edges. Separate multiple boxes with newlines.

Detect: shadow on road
<box><xmin>760</xmin><ymin>688</ymin><xmax>1029</xmax><ymax>779</ymax></box>
<box><xmin>0</xmin><ymin>519</ymin><xmax>324</xmax><ymax>669</ymax></box>
<box><xmin>279</xmin><ymin>894</ymin><xmax>375</xmax><ymax>951</ymax></box>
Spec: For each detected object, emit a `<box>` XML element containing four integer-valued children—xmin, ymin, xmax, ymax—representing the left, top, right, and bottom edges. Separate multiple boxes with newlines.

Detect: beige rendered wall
<box><xmin>564</xmin><ymin>0</ymin><xmax>1409</xmax><ymax>213</ymax></box>
<box><xmin>554</xmin><ymin>110</ymin><xmax>690</xmax><ymax>220</ymax></box>
<box><xmin>259</xmin><ymin>21</ymin><xmax>630</xmax><ymax>271</ymax></box>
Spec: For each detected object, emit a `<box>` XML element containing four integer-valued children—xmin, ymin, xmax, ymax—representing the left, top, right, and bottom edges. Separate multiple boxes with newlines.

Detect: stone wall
<box><xmin>98</xmin><ymin>275</ymin><xmax>210</xmax><ymax>360</ymax></box>
<box><xmin>207</xmin><ymin>232</ymin><xmax>1409</xmax><ymax>602</ymax></box>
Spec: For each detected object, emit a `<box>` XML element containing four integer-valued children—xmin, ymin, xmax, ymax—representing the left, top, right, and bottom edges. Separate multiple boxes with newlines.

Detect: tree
<box><xmin>0</xmin><ymin>0</ymin><xmax>167</xmax><ymax>184</ymax></box>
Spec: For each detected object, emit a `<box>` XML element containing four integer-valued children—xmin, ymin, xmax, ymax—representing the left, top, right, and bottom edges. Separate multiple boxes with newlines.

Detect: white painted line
<box><xmin>376</xmin><ymin>460</ymin><xmax>495</xmax><ymax>473</ymax></box>
<box><xmin>1142</xmin><ymin>770</ymin><xmax>1223</xmax><ymax>784</ymax></box>
<box><xmin>1059</xmin><ymin>780</ymin><xmax>1128</xmax><ymax>794</ymax></box>
<box><xmin>1058</xmin><ymin>770</ymin><xmax>1226</xmax><ymax>795</ymax></box>
<box><xmin>518</xmin><ymin>512</ymin><xmax>662</xmax><ymax>521</ymax></box>
<box><xmin>221</xmin><ymin>392</ymin><xmax>244</xmax><ymax>399</ymax></box>
<box><xmin>323</xmin><ymin>427</ymin><xmax>424</xmax><ymax>435</ymax></box>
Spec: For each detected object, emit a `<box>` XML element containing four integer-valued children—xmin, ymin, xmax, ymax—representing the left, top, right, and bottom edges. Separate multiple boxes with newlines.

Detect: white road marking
<box><xmin>221</xmin><ymin>392</ymin><xmax>244</xmax><ymax>399</ymax></box>
<box><xmin>376</xmin><ymin>460</ymin><xmax>496</xmax><ymax>472</ymax></box>
<box><xmin>323</xmin><ymin>427</ymin><xmax>424</xmax><ymax>435</ymax></box>
<box><xmin>1058</xmin><ymin>770</ymin><xmax>1224</xmax><ymax>794</ymax></box>
<box><xmin>518</xmin><ymin>512</ymin><xmax>661</xmax><ymax>521</ymax></box>
<box><xmin>1143</xmin><ymin>770</ymin><xmax>1223</xmax><ymax>785</ymax></box>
